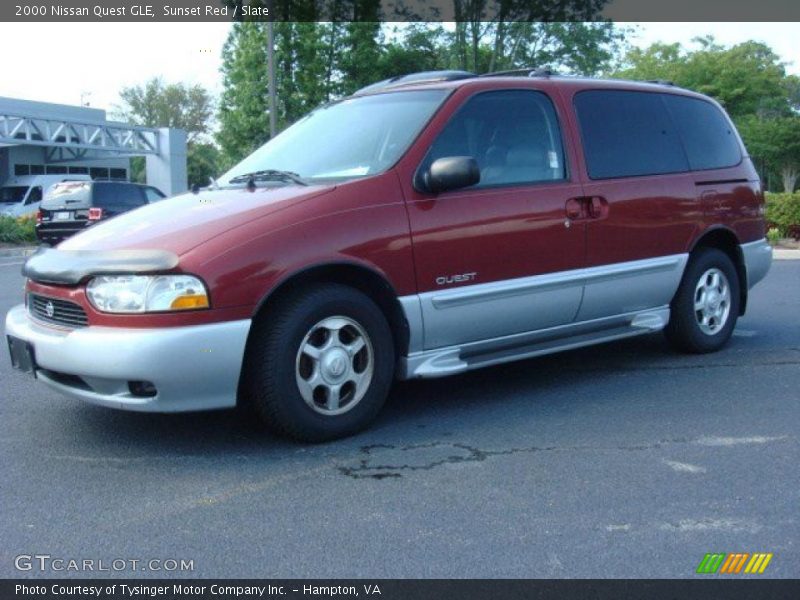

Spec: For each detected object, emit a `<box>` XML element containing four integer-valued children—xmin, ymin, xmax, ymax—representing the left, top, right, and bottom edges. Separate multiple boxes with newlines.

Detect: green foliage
<box><xmin>766</xmin><ymin>227</ymin><xmax>781</xmax><ymax>245</ymax></box>
<box><xmin>738</xmin><ymin>116</ymin><xmax>800</xmax><ymax>193</ymax></box>
<box><xmin>765</xmin><ymin>193</ymin><xmax>800</xmax><ymax>236</ymax></box>
<box><xmin>115</xmin><ymin>77</ymin><xmax>218</xmax><ymax>189</ymax></box>
<box><xmin>115</xmin><ymin>78</ymin><xmax>213</xmax><ymax>143</ymax></box>
<box><xmin>187</xmin><ymin>143</ymin><xmax>221</xmax><ymax>188</ymax></box>
<box><xmin>217</xmin><ymin>22</ymin><xmax>271</xmax><ymax>166</ymax></box>
<box><xmin>215</xmin><ymin>18</ymin><xmax>626</xmax><ymax>165</ymax></box>
<box><xmin>0</xmin><ymin>216</ymin><xmax>36</xmax><ymax>244</ymax></box>
<box><xmin>615</xmin><ymin>38</ymin><xmax>792</xmax><ymax>119</ymax></box>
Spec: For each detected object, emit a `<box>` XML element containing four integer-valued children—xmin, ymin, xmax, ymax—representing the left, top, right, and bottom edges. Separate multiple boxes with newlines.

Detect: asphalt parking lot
<box><xmin>1</xmin><ymin>257</ymin><xmax>798</xmax><ymax>579</ymax></box>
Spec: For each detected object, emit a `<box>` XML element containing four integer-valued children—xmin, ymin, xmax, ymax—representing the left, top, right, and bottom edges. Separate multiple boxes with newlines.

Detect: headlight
<box><xmin>86</xmin><ymin>275</ymin><xmax>210</xmax><ymax>313</ymax></box>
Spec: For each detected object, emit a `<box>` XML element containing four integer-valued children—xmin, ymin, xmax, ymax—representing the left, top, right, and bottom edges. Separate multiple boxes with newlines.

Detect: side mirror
<box><xmin>422</xmin><ymin>156</ymin><xmax>480</xmax><ymax>194</ymax></box>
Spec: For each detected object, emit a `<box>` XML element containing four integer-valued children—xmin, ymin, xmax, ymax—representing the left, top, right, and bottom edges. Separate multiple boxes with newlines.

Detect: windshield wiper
<box><xmin>228</xmin><ymin>169</ymin><xmax>308</xmax><ymax>187</ymax></box>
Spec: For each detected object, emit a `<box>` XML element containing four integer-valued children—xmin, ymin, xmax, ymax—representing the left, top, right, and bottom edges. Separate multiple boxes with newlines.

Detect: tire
<box><xmin>665</xmin><ymin>247</ymin><xmax>740</xmax><ymax>354</ymax></box>
<box><xmin>241</xmin><ymin>283</ymin><xmax>395</xmax><ymax>442</ymax></box>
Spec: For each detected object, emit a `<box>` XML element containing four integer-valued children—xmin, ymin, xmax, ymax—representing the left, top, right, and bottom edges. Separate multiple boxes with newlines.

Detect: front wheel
<box><xmin>665</xmin><ymin>248</ymin><xmax>740</xmax><ymax>354</ymax></box>
<box><xmin>241</xmin><ymin>284</ymin><xmax>395</xmax><ymax>442</ymax></box>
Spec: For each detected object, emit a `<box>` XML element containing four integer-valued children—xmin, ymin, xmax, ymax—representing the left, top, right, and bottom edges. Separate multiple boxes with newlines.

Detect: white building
<box><xmin>0</xmin><ymin>96</ymin><xmax>187</xmax><ymax>197</ymax></box>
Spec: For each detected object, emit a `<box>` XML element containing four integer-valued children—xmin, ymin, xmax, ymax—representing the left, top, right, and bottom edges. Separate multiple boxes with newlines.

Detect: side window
<box><xmin>574</xmin><ymin>90</ymin><xmax>689</xmax><ymax>179</ymax></box>
<box><xmin>421</xmin><ymin>90</ymin><xmax>567</xmax><ymax>188</ymax></box>
<box><xmin>143</xmin><ymin>187</ymin><xmax>165</xmax><ymax>202</ymax></box>
<box><xmin>663</xmin><ymin>95</ymin><xmax>741</xmax><ymax>171</ymax></box>
<box><xmin>24</xmin><ymin>186</ymin><xmax>42</xmax><ymax>205</ymax></box>
<box><xmin>93</xmin><ymin>183</ymin><xmax>146</xmax><ymax>211</ymax></box>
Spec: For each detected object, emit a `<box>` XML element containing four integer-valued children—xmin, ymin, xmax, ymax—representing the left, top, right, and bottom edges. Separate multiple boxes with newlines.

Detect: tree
<box><xmin>217</xmin><ymin>21</ymin><xmax>341</xmax><ymax>164</ymax></box>
<box><xmin>115</xmin><ymin>78</ymin><xmax>217</xmax><ymax>188</ymax></box>
<box><xmin>115</xmin><ymin>78</ymin><xmax>213</xmax><ymax>143</ymax></box>
<box><xmin>615</xmin><ymin>38</ymin><xmax>793</xmax><ymax>119</ymax></box>
<box><xmin>217</xmin><ymin>22</ymin><xmax>271</xmax><ymax>166</ymax></box>
<box><xmin>188</xmin><ymin>143</ymin><xmax>222</xmax><ymax>189</ymax></box>
<box><xmin>447</xmin><ymin>0</ymin><xmax>616</xmax><ymax>74</ymax></box>
<box><xmin>214</xmin><ymin>16</ymin><xmax>628</xmax><ymax>169</ymax></box>
<box><xmin>739</xmin><ymin>116</ymin><xmax>800</xmax><ymax>192</ymax></box>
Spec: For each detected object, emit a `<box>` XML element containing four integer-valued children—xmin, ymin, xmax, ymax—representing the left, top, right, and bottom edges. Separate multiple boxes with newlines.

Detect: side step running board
<box><xmin>400</xmin><ymin>308</ymin><xmax>669</xmax><ymax>379</ymax></box>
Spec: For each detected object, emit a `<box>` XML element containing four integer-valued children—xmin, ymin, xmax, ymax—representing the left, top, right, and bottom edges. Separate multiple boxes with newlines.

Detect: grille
<box><xmin>29</xmin><ymin>294</ymin><xmax>89</xmax><ymax>328</ymax></box>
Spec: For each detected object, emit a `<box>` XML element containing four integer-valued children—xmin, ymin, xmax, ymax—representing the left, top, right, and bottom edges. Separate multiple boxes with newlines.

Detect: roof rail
<box><xmin>480</xmin><ymin>67</ymin><xmax>556</xmax><ymax>79</ymax></box>
<box><xmin>353</xmin><ymin>70</ymin><xmax>475</xmax><ymax>95</ymax></box>
<box><xmin>645</xmin><ymin>79</ymin><xmax>675</xmax><ymax>86</ymax></box>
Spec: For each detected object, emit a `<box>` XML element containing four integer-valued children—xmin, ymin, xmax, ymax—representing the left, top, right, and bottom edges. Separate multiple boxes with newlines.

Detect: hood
<box><xmin>59</xmin><ymin>184</ymin><xmax>336</xmax><ymax>255</ymax></box>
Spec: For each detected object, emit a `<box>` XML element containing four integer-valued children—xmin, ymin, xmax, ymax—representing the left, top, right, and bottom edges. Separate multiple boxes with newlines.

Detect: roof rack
<box><xmin>353</xmin><ymin>70</ymin><xmax>475</xmax><ymax>95</ymax></box>
<box><xmin>480</xmin><ymin>67</ymin><xmax>556</xmax><ymax>78</ymax></box>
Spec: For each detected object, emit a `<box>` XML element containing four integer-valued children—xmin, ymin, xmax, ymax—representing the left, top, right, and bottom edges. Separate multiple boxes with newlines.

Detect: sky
<box><xmin>0</xmin><ymin>22</ymin><xmax>796</xmax><ymax>116</ymax></box>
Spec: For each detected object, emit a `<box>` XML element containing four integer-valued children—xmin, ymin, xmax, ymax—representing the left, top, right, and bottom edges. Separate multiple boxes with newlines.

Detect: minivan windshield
<box><xmin>219</xmin><ymin>89</ymin><xmax>448</xmax><ymax>185</ymax></box>
<box><xmin>0</xmin><ymin>186</ymin><xmax>28</xmax><ymax>203</ymax></box>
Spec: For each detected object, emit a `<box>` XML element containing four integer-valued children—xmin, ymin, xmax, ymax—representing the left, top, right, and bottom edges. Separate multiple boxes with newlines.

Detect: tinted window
<box><xmin>575</xmin><ymin>90</ymin><xmax>689</xmax><ymax>179</ymax></box>
<box><xmin>143</xmin><ymin>187</ymin><xmax>165</xmax><ymax>202</ymax></box>
<box><xmin>25</xmin><ymin>186</ymin><xmax>42</xmax><ymax>205</ymax></box>
<box><xmin>422</xmin><ymin>90</ymin><xmax>566</xmax><ymax>188</ymax></box>
<box><xmin>663</xmin><ymin>95</ymin><xmax>741</xmax><ymax>170</ymax></box>
<box><xmin>0</xmin><ymin>186</ymin><xmax>28</xmax><ymax>203</ymax></box>
<box><xmin>93</xmin><ymin>183</ymin><xmax>146</xmax><ymax>210</ymax></box>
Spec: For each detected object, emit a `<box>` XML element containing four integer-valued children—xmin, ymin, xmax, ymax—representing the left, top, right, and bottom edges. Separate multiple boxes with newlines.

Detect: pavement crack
<box><xmin>339</xmin><ymin>438</ymin><xmax>683</xmax><ymax>479</ymax></box>
<box><xmin>338</xmin><ymin>433</ymin><xmax>791</xmax><ymax>480</ymax></box>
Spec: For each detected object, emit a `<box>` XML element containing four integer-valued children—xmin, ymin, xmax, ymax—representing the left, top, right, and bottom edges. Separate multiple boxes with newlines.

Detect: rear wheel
<box><xmin>665</xmin><ymin>248</ymin><xmax>740</xmax><ymax>353</ymax></box>
<box><xmin>241</xmin><ymin>283</ymin><xmax>395</xmax><ymax>442</ymax></box>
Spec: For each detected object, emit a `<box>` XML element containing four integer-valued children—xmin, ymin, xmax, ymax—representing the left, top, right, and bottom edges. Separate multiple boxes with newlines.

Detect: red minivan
<box><xmin>6</xmin><ymin>71</ymin><xmax>773</xmax><ymax>441</ymax></box>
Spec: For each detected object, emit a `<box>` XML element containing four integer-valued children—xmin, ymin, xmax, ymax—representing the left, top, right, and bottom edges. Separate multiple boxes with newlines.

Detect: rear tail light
<box><xmin>36</xmin><ymin>210</ymin><xmax>42</xmax><ymax>225</ymax></box>
<box><xmin>88</xmin><ymin>207</ymin><xmax>104</xmax><ymax>221</ymax></box>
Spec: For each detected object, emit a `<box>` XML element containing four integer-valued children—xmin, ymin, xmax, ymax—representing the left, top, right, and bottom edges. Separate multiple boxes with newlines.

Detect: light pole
<box><xmin>267</xmin><ymin>19</ymin><xmax>277</xmax><ymax>138</ymax></box>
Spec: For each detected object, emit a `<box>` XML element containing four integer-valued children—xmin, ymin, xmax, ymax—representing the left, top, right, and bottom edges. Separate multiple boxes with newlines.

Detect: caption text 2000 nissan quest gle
<box><xmin>6</xmin><ymin>71</ymin><xmax>773</xmax><ymax>441</ymax></box>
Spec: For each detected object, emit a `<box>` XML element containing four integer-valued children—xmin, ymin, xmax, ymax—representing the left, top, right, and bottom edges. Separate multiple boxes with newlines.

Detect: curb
<box><xmin>774</xmin><ymin>248</ymin><xmax>800</xmax><ymax>260</ymax></box>
<box><xmin>0</xmin><ymin>246</ymin><xmax>38</xmax><ymax>258</ymax></box>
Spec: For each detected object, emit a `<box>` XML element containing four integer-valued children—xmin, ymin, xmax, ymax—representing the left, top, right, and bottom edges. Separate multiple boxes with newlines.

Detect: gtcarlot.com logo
<box><xmin>696</xmin><ymin>552</ymin><xmax>773</xmax><ymax>574</ymax></box>
<box><xmin>14</xmin><ymin>554</ymin><xmax>194</xmax><ymax>573</ymax></box>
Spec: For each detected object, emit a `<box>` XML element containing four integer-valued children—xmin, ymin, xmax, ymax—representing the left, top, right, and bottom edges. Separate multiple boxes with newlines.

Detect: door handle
<box><xmin>565</xmin><ymin>198</ymin><xmax>585</xmax><ymax>220</ymax></box>
<box><xmin>566</xmin><ymin>197</ymin><xmax>608</xmax><ymax>220</ymax></box>
<box><xmin>588</xmin><ymin>196</ymin><xmax>608</xmax><ymax>219</ymax></box>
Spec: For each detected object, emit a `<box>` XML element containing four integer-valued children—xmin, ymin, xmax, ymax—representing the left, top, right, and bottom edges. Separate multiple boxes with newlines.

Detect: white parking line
<box><xmin>0</xmin><ymin>261</ymin><xmax>24</xmax><ymax>267</ymax></box>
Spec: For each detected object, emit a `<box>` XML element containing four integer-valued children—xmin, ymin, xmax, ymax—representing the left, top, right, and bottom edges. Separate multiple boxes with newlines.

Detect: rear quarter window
<box><xmin>662</xmin><ymin>95</ymin><xmax>742</xmax><ymax>171</ymax></box>
<box><xmin>143</xmin><ymin>187</ymin><xmax>166</xmax><ymax>202</ymax></box>
<box><xmin>574</xmin><ymin>90</ymin><xmax>689</xmax><ymax>180</ymax></box>
<box><xmin>93</xmin><ymin>183</ymin><xmax>147</xmax><ymax>210</ymax></box>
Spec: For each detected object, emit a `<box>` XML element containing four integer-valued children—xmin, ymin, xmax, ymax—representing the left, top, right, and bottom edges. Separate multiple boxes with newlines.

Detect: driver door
<box><xmin>402</xmin><ymin>89</ymin><xmax>587</xmax><ymax>350</ymax></box>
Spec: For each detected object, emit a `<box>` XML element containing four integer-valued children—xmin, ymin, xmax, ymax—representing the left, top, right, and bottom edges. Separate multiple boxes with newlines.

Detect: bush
<box><xmin>767</xmin><ymin>227</ymin><xmax>781</xmax><ymax>244</ymax></box>
<box><xmin>0</xmin><ymin>215</ymin><xmax>37</xmax><ymax>244</ymax></box>
<box><xmin>765</xmin><ymin>193</ymin><xmax>800</xmax><ymax>238</ymax></box>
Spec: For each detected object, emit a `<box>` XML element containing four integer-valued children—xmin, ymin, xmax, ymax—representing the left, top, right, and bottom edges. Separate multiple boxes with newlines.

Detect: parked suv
<box><xmin>0</xmin><ymin>174</ymin><xmax>92</xmax><ymax>218</ymax></box>
<box><xmin>36</xmin><ymin>180</ymin><xmax>165</xmax><ymax>245</ymax></box>
<box><xmin>6</xmin><ymin>71</ymin><xmax>772</xmax><ymax>441</ymax></box>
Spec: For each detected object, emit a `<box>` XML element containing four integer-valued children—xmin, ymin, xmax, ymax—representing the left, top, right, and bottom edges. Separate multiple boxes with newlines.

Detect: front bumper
<box><xmin>5</xmin><ymin>304</ymin><xmax>251</xmax><ymax>412</ymax></box>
